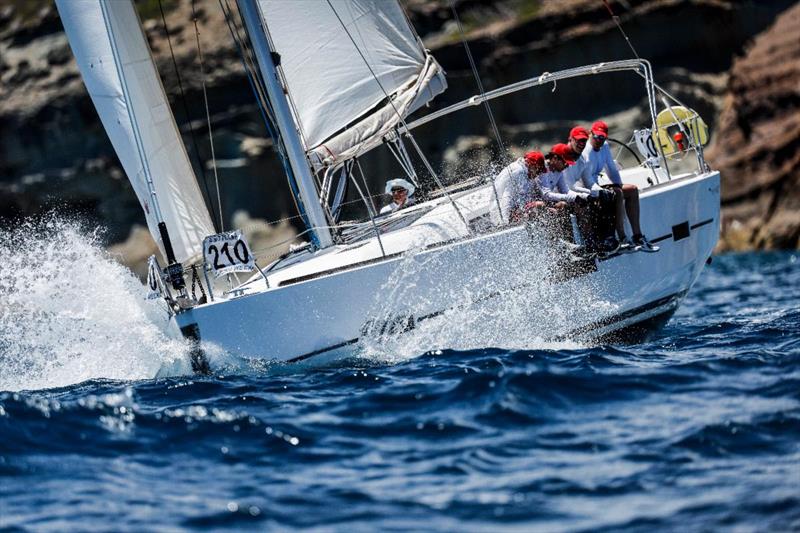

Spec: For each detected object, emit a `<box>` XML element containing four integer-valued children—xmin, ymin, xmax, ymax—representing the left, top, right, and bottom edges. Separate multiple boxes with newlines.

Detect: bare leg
<box><xmin>622</xmin><ymin>183</ymin><xmax>642</xmax><ymax>236</ymax></box>
<box><xmin>613</xmin><ymin>188</ymin><xmax>626</xmax><ymax>239</ymax></box>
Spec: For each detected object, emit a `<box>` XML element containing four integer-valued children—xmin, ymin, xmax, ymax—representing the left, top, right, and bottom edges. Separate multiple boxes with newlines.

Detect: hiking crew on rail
<box><xmin>494</xmin><ymin>121</ymin><xmax>659</xmax><ymax>255</ymax></box>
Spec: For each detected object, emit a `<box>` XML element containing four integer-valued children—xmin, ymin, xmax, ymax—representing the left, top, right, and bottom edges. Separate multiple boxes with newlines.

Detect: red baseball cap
<box><xmin>548</xmin><ymin>143</ymin><xmax>575</xmax><ymax>165</ymax></box>
<box><xmin>524</xmin><ymin>150</ymin><xmax>545</xmax><ymax>170</ymax></box>
<box><xmin>591</xmin><ymin>120</ymin><xmax>609</xmax><ymax>136</ymax></box>
<box><xmin>569</xmin><ymin>126</ymin><xmax>589</xmax><ymax>140</ymax></box>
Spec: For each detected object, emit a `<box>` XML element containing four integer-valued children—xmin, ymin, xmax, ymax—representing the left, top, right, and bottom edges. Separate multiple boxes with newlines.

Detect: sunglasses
<box><xmin>391</xmin><ymin>188</ymin><xmax>407</xmax><ymax>194</ymax></box>
<box><xmin>592</xmin><ymin>134</ymin><xmax>607</xmax><ymax>142</ymax></box>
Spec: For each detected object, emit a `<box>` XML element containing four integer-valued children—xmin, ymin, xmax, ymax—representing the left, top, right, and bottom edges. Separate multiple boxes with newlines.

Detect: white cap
<box><xmin>384</xmin><ymin>178</ymin><xmax>416</xmax><ymax>196</ymax></box>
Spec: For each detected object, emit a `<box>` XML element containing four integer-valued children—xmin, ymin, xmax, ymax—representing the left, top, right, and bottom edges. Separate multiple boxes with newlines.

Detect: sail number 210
<box><xmin>202</xmin><ymin>230</ymin><xmax>256</xmax><ymax>277</ymax></box>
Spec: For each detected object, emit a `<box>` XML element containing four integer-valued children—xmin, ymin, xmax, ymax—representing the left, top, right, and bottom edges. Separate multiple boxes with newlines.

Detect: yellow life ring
<box><xmin>654</xmin><ymin>106</ymin><xmax>709</xmax><ymax>155</ymax></box>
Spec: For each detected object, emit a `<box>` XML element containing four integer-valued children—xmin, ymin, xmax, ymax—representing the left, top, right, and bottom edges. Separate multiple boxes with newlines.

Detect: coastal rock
<box><xmin>706</xmin><ymin>2</ymin><xmax>800</xmax><ymax>251</ymax></box>
<box><xmin>1</xmin><ymin>0</ymin><xmax>797</xmax><ymax>259</ymax></box>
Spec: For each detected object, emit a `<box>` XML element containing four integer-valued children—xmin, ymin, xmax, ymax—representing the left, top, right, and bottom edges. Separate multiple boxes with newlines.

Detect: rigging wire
<box><xmin>347</xmin><ymin>162</ymin><xmax>386</xmax><ymax>257</ymax></box>
<box><xmin>447</xmin><ymin>1</ymin><xmax>505</xmax><ymax>157</ymax></box>
<box><xmin>190</xmin><ymin>0</ymin><xmax>224</xmax><ymax>231</ymax></box>
<box><xmin>100</xmin><ymin>2</ymin><xmax>165</xmax><ymax>226</ymax></box>
<box><xmin>601</xmin><ymin>0</ymin><xmax>641</xmax><ymax>59</ymax></box>
<box><xmin>355</xmin><ymin>157</ymin><xmax>378</xmax><ymax>217</ymax></box>
<box><xmin>324</xmin><ymin>0</ymin><xmax>471</xmax><ymax>232</ymax></box>
<box><xmin>447</xmin><ymin>0</ymin><xmax>505</xmax><ymax>222</ymax></box>
<box><xmin>156</xmin><ymin>0</ymin><xmax>221</xmax><ymax>232</ymax></box>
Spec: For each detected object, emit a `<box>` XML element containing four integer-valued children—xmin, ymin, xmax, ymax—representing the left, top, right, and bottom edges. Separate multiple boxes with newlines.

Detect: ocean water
<box><xmin>1</xmin><ymin>220</ymin><xmax>798</xmax><ymax>531</ymax></box>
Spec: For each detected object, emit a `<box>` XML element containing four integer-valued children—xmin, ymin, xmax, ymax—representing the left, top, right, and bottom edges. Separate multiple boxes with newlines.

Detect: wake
<box><xmin>0</xmin><ymin>217</ymin><xmax>191</xmax><ymax>391</ymax></box>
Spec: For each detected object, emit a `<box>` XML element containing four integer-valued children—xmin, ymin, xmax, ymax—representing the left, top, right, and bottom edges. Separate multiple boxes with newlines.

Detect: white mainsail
<box><xmin>56</xmin><ymin>0</ymin><xmax>215</xmax><ymax>263</ymax></box>
<box><xmin>256</xmin><ymin>0</ymin><xmax>447</xmax><ymax>168</ymax></box>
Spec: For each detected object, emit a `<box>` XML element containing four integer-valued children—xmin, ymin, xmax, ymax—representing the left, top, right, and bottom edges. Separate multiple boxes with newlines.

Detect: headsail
<box><xmin>255</xmin><ymin>0</ymin><xmax>447</xmax><ymax>168</ymax></box>
<box><xmin>56</xmin><ymin>0</ymin><xmax>215</xmax><ymax>263</ymax></box>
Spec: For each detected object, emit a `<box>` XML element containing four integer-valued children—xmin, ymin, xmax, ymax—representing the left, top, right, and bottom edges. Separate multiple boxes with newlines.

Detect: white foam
<box><xmin>0</xmin><ymin>217</ymin><xmax>191</xmax><ymax>392</ymax></box>
<box><xmin>357</xmin><ymin>223</ymin><xmax>615</xmax><ymax>364</ymax></box>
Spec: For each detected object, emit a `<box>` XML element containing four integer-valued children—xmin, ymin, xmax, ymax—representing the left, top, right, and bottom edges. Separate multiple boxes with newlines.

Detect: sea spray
<box><xmin>358</xmin><ymin>220</ymin><xmax>617</xmax><ymax>362</ymax></box>
<box><xmin>0</xmin><ymin>217</ymin><xmax>191</xmax><ymax>391</ymax></box>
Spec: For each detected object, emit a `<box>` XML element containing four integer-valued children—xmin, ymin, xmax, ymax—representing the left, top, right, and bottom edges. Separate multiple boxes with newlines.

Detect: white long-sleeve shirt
<box><xmin>562</xmin><ymin>153</ymin><xmax>593</xmax><ymax>195</ymax></box>
<box><xmin>537</xmin><ymin>167</ymin><xmax>580</xmax><ymax>203</ymax></box>
<box><xmin>495</xmin><ymin>158</ymin><xmax>530</xmax><ymax>222</ymax></box>
<box><xmin>581</xmin><ymin>142</ymin><xmax>623</xmax><ymax>187</ymax></box>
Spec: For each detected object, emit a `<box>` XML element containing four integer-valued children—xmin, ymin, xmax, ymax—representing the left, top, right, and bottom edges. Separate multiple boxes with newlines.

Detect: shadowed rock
<box><xmin>707</xmin><ymin>3</ymin><xmax>800</xmax><ymax>251</ymax></box>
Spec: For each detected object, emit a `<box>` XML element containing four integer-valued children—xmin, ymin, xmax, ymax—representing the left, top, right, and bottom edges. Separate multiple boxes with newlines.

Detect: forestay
<box><xmin>256</xmin><ymin>0</ymin><xmax>446</xmax><ymax>169</ymax></box>
<box><xmin>56</xmin><ymin>0</ymin><xmax>215</xmax><ymax>263</ymax></box>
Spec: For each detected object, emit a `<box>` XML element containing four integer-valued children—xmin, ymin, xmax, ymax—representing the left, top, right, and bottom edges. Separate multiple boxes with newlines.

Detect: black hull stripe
<box><xmin>286</xmin><ymin>338</ymin><xmax>360</xmax><ymax>363</ymax></box>
<box><xmin>284</xmin><ymin>290</ymin><xmax>688</xmax><ymax>364</ymax></box>
<box><xmin>691</xmin><ymin>218</ymin><xmax>714</xmax><ymax>230</ymax></box>
<box><xmin>561</xmin><ymin>290</ymin><xmax>687</xmax><ymax>339</ymax></box>
<box><xmin>651</xmin><ymin>217</ymin><xmax>715</xmax><ymax>245</ymax></box>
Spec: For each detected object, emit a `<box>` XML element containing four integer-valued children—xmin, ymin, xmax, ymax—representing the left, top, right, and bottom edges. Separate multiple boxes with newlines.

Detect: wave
<box><xmin>0</xmin><ymin>216</ymin><xmax>191</xmax><ymax>391</ymax></box>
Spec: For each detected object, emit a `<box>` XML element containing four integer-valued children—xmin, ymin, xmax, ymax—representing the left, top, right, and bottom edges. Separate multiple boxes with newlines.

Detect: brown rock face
<box><xmin>707</xmin><ymin>3</ymin><xmax>800</xmax><ymax>251</ymax></box>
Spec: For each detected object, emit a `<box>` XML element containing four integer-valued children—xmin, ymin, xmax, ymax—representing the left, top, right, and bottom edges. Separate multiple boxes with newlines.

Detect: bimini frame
<box><xmin>399</xmin><ymin>59</ymin><xmax>709</xmax><ymax>181</ymax></box>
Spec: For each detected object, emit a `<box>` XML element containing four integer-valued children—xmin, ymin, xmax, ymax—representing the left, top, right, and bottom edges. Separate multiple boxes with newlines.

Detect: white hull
<box><xmin>174</xmin><ymin>169</ymin><xmax>720</xmax><ymax>367</ymax></box>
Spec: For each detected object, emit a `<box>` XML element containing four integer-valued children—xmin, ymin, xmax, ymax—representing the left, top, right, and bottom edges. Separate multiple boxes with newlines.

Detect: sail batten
<box><xmin>256</xmin><ymin>0</ymin><xmax>446</xmax><ymax>168</ymax></box>
<box><xmin>56</xmin><ymin>0</ymin><xmax>214</xmax><ymax>264</ymax></box>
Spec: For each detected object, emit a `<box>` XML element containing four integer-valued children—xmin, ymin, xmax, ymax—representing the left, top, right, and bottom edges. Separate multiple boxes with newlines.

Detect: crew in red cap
<box><xmin>565</xmin><ymin>126</ymin><xmax>588</xmax><ymax>164</ymax></box>
<box><xmin>562</xmin><ymin>125</ymin><xmax>620</xmax><ymax>253</ymax></box>
<box><xmin>591</xmin><ymin>120</ymin><xmax>608</xmax><ymax>137</ymax></box>
<box><xmin>537</xmin><ymin>144</ymin><xmax>589</xmax><ymax>206</ymax></box>
<box><xmin>582</xmin><ymin>120</ymin><xmax>658</xmax><ymax>252</ymax></box>
<box><xmin>562</xmin><ymin>125</ymin><xmax>600</xmax><ymax>198</ymax></box>
<box><xmin>494</xmin><ymin>149</ymin><xmax>549</xmax><ymax>223</ymax></box>
<box><xmin>524</xmin><ymin>150</ymin><xmax>546</xmax><ymax>173</ymax></box>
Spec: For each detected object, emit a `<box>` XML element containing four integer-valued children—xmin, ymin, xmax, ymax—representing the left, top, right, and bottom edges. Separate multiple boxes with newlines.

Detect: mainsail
<box><xmin>56</xmin><ymin>0</ymin><xmax>215</xmax><ymax>263</ymax></box>
<box><xmin>255</xmin><ymin>0</ymin><xmax>447</xmax><ymax>168</ymax></box>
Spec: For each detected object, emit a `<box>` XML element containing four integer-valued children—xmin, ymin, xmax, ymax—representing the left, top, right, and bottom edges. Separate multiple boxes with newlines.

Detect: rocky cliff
<box><xmin>705</xmin><ymin>2</ymin><xmax>800</xmax><ymax>250</ymax></box>
<box><xmin>1</xmin><ymin>0</ymin><xmax>798</xmax><ymax>263</ymax></box>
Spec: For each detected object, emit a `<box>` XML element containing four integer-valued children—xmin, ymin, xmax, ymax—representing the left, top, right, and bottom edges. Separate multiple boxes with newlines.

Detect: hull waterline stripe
<box><xmin>284</xmin><ymin>290</ymin><xmax>688</xmax><ymax>364</ymax></box>
<box><xmin>561</xmin><ymin>290</ymin><xmax>687</xmax><ymax>339</ymax></box>
<box><xmin>286</xmin><ymin>338</ymin><xmax>360</xmax><ymax>363</ymax></box>
<box><xmin>691</xmin><ymin>218</ymin><xmax>714</xmax><ymax>230</ymax></box>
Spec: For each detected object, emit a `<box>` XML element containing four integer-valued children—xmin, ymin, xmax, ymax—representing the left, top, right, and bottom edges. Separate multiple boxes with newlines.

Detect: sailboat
<box><xmin>55</xmin><ymin>0</ymin><xmax>720</xmax><ymax>370</ymax></box>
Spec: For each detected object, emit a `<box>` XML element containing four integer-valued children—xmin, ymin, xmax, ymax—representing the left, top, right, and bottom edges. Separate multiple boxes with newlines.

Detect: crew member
<box><xmin>501</xmin><ymin>144</ymin><xmax>591</xmax><ymax>242</ymax></box>
<box><xmin>582</xmin><ymin>120</ymin><xmax>658</xmax><ymax>252</ymax></box>
<box><xmin>380</xmin><ymin>178</ymin><xmax>416</xmax><ymax>215</ymax></box>
<box><xmin>494</xmin><ymin>150</ymin><xmax>548</xmax><ymax>224</ymax></box>
<box><xmin>562</xmin><ymin>125</ymin><xmax>620</xmax><ymax>253</ymax></box>
<box><xmin>562</xmin><ymin>126</ymin><xmax>594</xmax><ymax>197</ymax></box>
<box><xmin>539</xmin><ymin>143</ymin><xmax>589</xmax><ymax>206</ymax></box>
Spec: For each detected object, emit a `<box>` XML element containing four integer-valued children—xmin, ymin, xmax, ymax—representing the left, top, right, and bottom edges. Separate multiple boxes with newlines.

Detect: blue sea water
<box><xmin>0</xmin><ymin>223</ymin><xmax>798</xmax><ymax>531</ymax></box>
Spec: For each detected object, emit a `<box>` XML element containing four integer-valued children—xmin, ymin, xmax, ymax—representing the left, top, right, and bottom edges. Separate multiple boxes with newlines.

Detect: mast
<box><xmin>238</xmin><ymin>0</ymin><xmax>333</xmax><ymax>249</ymax></box>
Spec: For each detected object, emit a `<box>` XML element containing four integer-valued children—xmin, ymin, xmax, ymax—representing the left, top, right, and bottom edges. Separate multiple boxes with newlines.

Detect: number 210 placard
<box><xmin>202</xmin><ymin>230</ymin><xmax>255</xmax><ymax>277</ymax></box>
